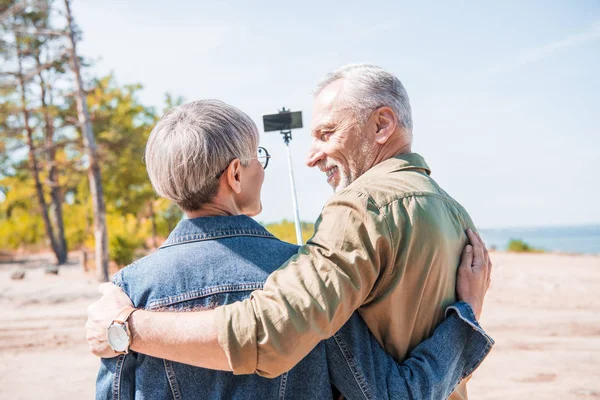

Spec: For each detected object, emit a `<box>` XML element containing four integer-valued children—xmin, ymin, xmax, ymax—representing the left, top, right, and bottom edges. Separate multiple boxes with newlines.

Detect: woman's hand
<box><xmin>456</xmin><ymin>229</ymin><xmax>492</xmax><ymax>320</ymax></box>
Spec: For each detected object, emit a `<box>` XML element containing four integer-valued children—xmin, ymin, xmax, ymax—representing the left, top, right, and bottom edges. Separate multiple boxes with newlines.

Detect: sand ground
<box><xmin>0</xmin><ymin>251</ymin><xmax>599</xmax><ymax>399</ymax></box>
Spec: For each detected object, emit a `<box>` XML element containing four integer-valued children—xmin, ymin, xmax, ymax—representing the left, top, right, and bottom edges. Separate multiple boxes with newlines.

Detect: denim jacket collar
<box><xmin>160</xmin><ymin>215</ymin><xmax>275</xmax><ymax>250</ymax></box>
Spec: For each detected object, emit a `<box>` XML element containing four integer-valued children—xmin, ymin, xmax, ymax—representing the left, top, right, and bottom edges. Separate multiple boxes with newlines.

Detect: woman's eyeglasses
<box><xmin>216</xmin><ymin>146</ymin><xmax>271</xmax><ymax>179</ymax></box>
<box><xmin>240</xmin><ymin>146</ymin><xmax>270</xmax><ymax>169</ymax></box>
<box><xmin>255</xmin><ymin>146</ymin><xmax>270</xmax><ymax>170</ymax></box>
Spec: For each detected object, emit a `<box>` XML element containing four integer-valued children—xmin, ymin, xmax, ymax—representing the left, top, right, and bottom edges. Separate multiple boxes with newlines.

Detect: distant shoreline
<box><xmin>480</xmin><ymin>224</ymin><xmax>600</xmax><ymax>255</ymax></box>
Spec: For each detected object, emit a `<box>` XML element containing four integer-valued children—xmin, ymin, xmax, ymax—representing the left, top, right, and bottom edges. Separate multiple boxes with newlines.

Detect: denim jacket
<box><xmin>96</xmin><ymin>215</ymin><xmax>493</xmax><ymax>400</ymax></box>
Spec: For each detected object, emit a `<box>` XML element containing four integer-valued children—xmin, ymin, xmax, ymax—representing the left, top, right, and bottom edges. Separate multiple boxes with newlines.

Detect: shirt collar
<box><xmin>353</xmin><ymin>153</ymin><xmax>431</xmax><ymax>185</ymax></box>
<box><xmin>160</xmin><ymin>215</ymin><xmax>275</xmax><ymax>249</ymax></box>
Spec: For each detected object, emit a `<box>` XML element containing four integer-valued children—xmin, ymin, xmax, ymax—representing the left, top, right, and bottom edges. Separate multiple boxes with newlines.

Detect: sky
<box><xmin>70</xmin><ymin>0</ymin><xmax>600</xmax><ymax>228</ymax></box>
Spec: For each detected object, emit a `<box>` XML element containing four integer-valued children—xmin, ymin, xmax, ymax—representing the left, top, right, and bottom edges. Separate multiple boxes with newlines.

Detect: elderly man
<box><xmin>87</xmin><ymin>65</ymin><xmax>491</xmax><ymax>399</ymax></box>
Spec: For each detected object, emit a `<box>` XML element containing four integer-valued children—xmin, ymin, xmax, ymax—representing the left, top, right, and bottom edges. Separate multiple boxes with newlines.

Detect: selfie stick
<box><xmin>263</xmin><ymin>107</ymin><xmax>304</xmax><ymax>245</ymax></box>
<box><xmin>280</xmin><ymin>109</ymin><xmax>303</xmax><ymax>245</ymax></box>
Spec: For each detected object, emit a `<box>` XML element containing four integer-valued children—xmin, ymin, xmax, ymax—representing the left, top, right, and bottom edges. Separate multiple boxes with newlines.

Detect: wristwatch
<box><xmin>107</xmin><ymin>307</ymin><xmax>137</xmax><ymax>354</ymax></box>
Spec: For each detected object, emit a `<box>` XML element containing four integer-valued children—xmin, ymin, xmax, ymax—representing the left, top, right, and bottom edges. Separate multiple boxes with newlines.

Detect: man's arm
<box><xmin>128</xmin><ymin>308</ymin><xmax>231</xmax><ymax>371</ymax></box>
<box><xmin>87</xmin><ymin>191</ymin><xmax>389</xmax><ymax>373</ymax></box>
<box><xmin>87</xmin><ymin>275</ymin><xmax>231</xmax><ymax>372</ymax></box>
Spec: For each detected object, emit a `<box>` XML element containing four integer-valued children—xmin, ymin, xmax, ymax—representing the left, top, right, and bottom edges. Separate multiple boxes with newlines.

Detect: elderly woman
<box><xmin>96</xmin><ymin>100</ymin><xmax>493</xmax><ymax>400</ymax></box>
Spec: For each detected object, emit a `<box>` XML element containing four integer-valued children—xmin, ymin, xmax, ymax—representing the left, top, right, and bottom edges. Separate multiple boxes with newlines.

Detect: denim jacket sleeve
<box><xmin>325</xmin><ymin>302</ymin><xmax>494</xmax><ymax>400</ymax></box>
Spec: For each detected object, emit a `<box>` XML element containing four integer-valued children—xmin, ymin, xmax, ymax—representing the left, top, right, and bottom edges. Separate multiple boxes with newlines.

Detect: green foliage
<box><xmin>0</xmin><ymin>2</ymin><xmax>186</xmax><ymax>265</ymax></box>
<box><xmin>264</xmin><ymin>220</ymin><xmax>315</xmax><ymax>244</ymax></box>
<box><xmin>62</xmin><ymin>202</ymin><xmax>91</xmax><ymax>251</ymax></box>
<box><xmin>60</xmin><ymin>75</ymin><xmax>158</xmax><ymax>216</ymax></box>
<box><xmin>0</xmin><ymin>175</ymin><xmax>45</xmax><ymax>249</ymax></box>
<box><xmin>0</xmin><ymin>207</ymin><xmax>46</xmax><ymax>249</ymax></box>
<box><xmin>0</xmin><ymin>73</ymin><xmax>182</xmax><ymax>259</ymax></box>
<box><xmin>507</xmin><ymin>239</ymin><xmax>544</xmax><ymax>253</ymax></box>
<box><xmin>151</xmin><ymin>198</ymin><xmax>184</xmax><ymax>238</ymax></box>
<box><xmin>109</xmin><ymin>234</ymin><xmax>137</xmax><ymax>267</ymax></box>
<box><xmin>106</xmin><ymin>214</ymin><xmax>147</xmax><ymax>267</ymax></box>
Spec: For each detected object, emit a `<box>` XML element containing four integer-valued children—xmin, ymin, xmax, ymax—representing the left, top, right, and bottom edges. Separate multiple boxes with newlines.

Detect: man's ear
<box><xmin>225</xmin><ymin>159</ymin><xmax>243</xmax><ymax>194</ymax></box>
<box><xmin>374</xmin><ymin>107</ymin><xmax>398</xmax><ymax>145</ymax></box>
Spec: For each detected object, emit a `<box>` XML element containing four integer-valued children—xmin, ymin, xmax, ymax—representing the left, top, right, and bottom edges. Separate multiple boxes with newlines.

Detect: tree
<box><xmin>85</xmin><ymin>76</ymin><xmax>159</xmax><ymax>247</ymax></box>
<box><xmin>0</xmin><ymin>0</ymin><xmax>68</xmax><ymax>264</ymax></box>
<box><xmin>1</xmin><ymin>2</ymin><xmax>184</xmax><ymax>271</ymax></box>
<box><xmin>63</xmin><ymin>0</ymin><xmax>109</xmax><ymax>280</ymax></box>
<box><xmin>34</xmin><ymin>41</ymin><xmax>69</xmax><ymax>264</ymax></box>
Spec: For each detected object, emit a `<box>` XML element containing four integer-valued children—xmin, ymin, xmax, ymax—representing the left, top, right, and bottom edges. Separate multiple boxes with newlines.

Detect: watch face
<box><xmin>107</xmin><ymin>323</ymin><xmax>129</xmax><ymax>352</ymax></box>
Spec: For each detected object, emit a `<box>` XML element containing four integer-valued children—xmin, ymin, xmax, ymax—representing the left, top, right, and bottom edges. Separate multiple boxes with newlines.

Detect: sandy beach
<box><xmin>0</xmin><ymin>251</ymin><xmax>598</xmax><ymax>399</ymax></box>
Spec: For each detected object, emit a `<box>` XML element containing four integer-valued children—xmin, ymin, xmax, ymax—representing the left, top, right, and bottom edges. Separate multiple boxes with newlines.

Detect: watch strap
<box><xmin>113</xmin><ymin>307</ymin><xmax>137</xmax><ymax>324</ymax></box>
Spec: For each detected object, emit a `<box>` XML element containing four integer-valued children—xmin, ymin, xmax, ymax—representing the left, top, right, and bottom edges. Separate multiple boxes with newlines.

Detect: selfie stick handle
<box><xmin>282</xmin><ymin>133</ymin><xmax>303</xmax><ymax>245</ymax></box>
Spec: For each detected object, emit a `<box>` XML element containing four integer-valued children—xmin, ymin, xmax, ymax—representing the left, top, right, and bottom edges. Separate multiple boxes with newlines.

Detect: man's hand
<box><xmin>456</xmin><ymin>229</ymin><xmax>492</xmax><ymax>320</ymax></box>
<box><xmin>86</xmin><ymin>282</ymin><xmax>135</xmax><ymax>358</ymax></box>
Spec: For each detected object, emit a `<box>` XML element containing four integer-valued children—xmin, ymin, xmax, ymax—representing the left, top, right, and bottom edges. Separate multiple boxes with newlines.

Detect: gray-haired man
<box><xmin>87</xmin><ymin>65</ymin><xmax>492</xmax><ymax>400</ymax></box>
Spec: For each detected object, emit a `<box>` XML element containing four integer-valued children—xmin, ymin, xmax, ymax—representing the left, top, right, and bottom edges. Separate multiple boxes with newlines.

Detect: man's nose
<box><xmin>306</xmin><ymin>145</ymin><xmax>325</xmax><ymax>168</ymax></box>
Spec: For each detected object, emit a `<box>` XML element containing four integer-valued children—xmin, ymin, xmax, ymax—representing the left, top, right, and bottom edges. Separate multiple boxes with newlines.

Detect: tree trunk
<box><xmin>64</xmin><ymin>0</ymin><xmax>109</xmax><ymax>281</ymax></box>
<box><xmin>36</xmin><ymin>55</ymin><xmax>67</xmax><ymax>265</ymax></box>
<box><xmin>15</xmin><ymin>36</ymin><xmax>62</xmax><ymax>264</ymax></box>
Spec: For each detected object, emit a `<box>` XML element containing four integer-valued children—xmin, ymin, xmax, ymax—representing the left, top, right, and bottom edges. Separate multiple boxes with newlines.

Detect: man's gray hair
<box><xmin>145</xmin><ymin>100</ymin><xmax>259</xmax><ymax>211</ymax></box>
<box><xmin>314</xmin><ymin>64</ymin><xmax>413</xmax><ymax>132</ymax></box>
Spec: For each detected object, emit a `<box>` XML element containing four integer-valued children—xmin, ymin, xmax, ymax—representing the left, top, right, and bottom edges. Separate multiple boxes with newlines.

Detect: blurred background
<box><xmin>0</xmin><ymin>1</ymin><xmax>598</xmax><ymax>399</ymax></box>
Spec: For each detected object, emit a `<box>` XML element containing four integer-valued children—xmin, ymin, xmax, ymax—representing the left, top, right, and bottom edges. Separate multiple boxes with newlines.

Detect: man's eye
<box><xmin>320</xmin><ymin>132</ymin><xmax>332</xmax><ymax>141</ymax></box>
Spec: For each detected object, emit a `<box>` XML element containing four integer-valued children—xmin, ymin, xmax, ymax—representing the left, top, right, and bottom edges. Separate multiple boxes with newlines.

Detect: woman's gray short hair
<box><xmin>314</xmin><ymin>64</ymin><xmax>413</xmax><ymax>132</ymax></box>
<box><xmin>145</xmin><ymin>100</ymin><xmax>259</xmax><ymax>211</ymax></box>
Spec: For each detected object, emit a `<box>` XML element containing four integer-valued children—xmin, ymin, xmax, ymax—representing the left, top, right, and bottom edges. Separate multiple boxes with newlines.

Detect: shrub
<box><xmin>109</xmin><ymin>233</ymin><xmax>138</xmax><ymax>267</ymax></box>
<box><xmin>0</xmin><ymin>208</ymin><xmax>46</xmax><ymax>249</ymax></box>
<box><xmin>507</xmin><ymin>239</ymin><xmax>544</xmax><ymax>253</ymax></box>
<box><xmin>106</xmin><ymin>214</ymin><xmax>148</xmax><ymax>267</ymax></box>
<box><xmin>264</xmin><ymin>219</ymin><xmax>315</xmax><ymax>244</ymax></box>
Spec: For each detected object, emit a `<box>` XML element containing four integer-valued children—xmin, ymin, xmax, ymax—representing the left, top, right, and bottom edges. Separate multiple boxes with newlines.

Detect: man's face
<box><xmin>307</xmin><ymin>80</ymin><xmax>376</xmax><ymax>192</ymax></box>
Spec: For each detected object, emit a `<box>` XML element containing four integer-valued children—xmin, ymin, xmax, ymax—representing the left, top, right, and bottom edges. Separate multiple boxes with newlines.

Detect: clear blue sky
<box><xmin>72</xmin><ymin>0</ymin><xmax>600</xmax><ymax>228</ymax></box>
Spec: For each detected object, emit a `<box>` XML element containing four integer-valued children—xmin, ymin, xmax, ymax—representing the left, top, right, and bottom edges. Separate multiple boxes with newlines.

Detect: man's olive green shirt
<box><xmin>215</xmin><ymin>153</ymin><xmax>476</xmax><ymax>399</ymax></box>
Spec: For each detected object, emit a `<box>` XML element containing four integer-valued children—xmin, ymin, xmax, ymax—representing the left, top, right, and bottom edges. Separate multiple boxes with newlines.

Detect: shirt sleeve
<box><xmin>215</xmin><ymin>190</ymin><xmax>397</xmax><ymax>377</ymax></box>
<box><xmin>326</xmin><ymin>303</ymin><xmax>494</xmax><ymax>400</ymax></box>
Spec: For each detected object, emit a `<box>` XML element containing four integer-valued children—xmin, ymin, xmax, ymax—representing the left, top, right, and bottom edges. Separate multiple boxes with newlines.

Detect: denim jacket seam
<box><xmin>159</xmin><ymin>232</ymin><xmax>276</xmax><ymax>249</ymax></box>
<box><xmin>146</xmin><ymin>282</ymin><xmax>265</xmax><ymax>309</ymax></box>
<box><xmin>163</xmin><ymin>359</ymin><xmax>182</xmax><ymax>400</ymax></box>
<box><xmin>332</xmin><ymin>331</ymin><xmax>373</xmax><ymax>400</ymax></box>
<box><xmin>462</xmin><ymin>341</ymin><xmax>493</xmax><ymax>379</ymax></box>
<box><xmin>112</xmin><ymin>354</ymin><xmax>126</xmax><ymax>400</ymax></box>
<box><xmin>446</xmin><ymin>340</ymin><xmax>492</xmax><ymax>398</ymax></box>
<box><xmin>441</xmin><ymin>316</ymin><xmax>495</xmax><ymax>399</ymax></box>
<box><xmin>444</xmin><ymin>303</ymin><xmax>495</xmax><ymax>384</ymax></box>
<box><xmin>278</xmin><ymin>372</ymin><xmax>288</xmax><ymax>400</ymax></box>
<box><xmin>445</xmin><ymin>302</ymin><xmax>495</xmax><ymax>346</ymax></box>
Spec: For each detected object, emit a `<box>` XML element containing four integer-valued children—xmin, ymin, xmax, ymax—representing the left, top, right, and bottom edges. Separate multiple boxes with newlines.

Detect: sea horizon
<box><xmin>479</xmin><ymin>223</ymin><xmax>600</xmax><ymax>255</ymax></box>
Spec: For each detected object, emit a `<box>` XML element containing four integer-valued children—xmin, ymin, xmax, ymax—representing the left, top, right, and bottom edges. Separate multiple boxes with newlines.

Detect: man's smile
<box><xmin>325</xmin><ymin>166</ymin><xmax>338</xmax><ymax>183</ymax></box>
